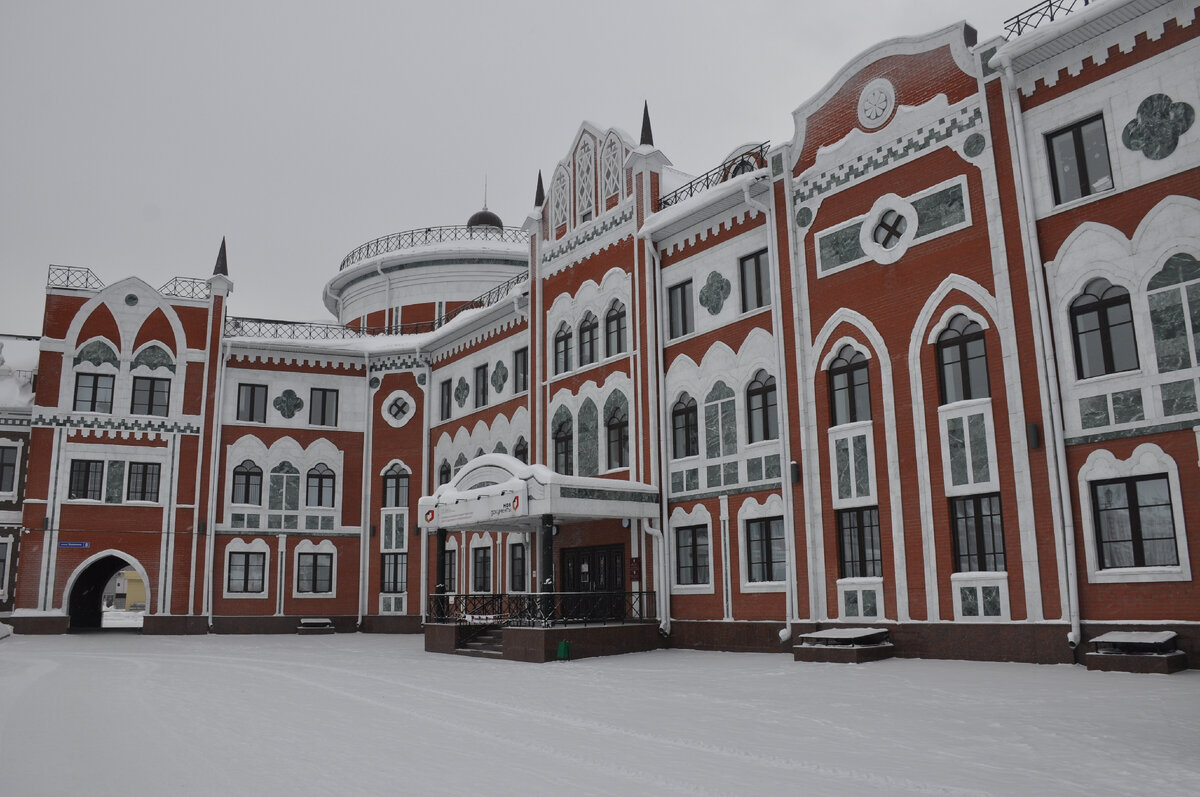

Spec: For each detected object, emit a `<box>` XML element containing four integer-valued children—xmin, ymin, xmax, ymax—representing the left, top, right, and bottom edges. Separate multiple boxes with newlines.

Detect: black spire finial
<box><xmin>640</xmin><ymin>101</ymin><xmax>654</xmax><ymax>147</ymax></box>
<box><xmin>213</xmin><ymin>237</ymin><xmax>228</xmax><ymax>277</ymax></box>
<box><xmin>534</xmin><ymin>170</ymin><xmax>545</xmax><ymax>207</ymax></box>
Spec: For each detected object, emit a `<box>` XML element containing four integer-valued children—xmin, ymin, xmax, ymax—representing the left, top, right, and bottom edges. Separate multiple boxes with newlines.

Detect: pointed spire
<box><xmin>640</xmin><ymin>101</ymin><xmax>654</xmax><ymax>147</ymax></box>
<box><xmin>483</xmin><ymin>174</ymin><xmax>489</xmax><ymax>210</ymax></box>
<box><xmin>213</xmin><ymin>237</ymin><xmax>228</xmax><ymax>277</ymax></box>
<box><xmin>534</xmin><ymin>170</ymin><xmax>545</xmax><ymax>207</ymax></box>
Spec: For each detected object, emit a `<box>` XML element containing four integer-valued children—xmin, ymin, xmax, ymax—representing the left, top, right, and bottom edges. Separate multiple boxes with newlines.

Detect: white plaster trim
<box><xmin>950</xmin><ymin>571</ymin><xmax>1011</xmax><ymax>621</ymax></box>
<box><xmin>0</xmin><ymin>531</ymin><xmax>14</xmax><ymax>602</ymax></box>
<box><xmin>467</xmin><ymin>532</ymin><xmax>495</xmax><ymax>594</ymax></box>
<box><xmin>925</xmin><ymin>304</ymin><xmax>992</xmax><ymax>344</ymax></box>
<box><xmin>222</xmin><ymin>537</ymin><xmax>271</xmax><ymax>599</ymax></box>
<box><xmin>60</xmin><ymin>548</ymin><xmax>152</xmax><ymax>615</ymax></box>
<box><xmin>0</xmin><ymin>436</ymin><xmax>25</xmax><ymax>503</ymax></box>
<box><xmin>835</xmin><ymin>576</ymin><xmax>885</xmax><ymax>620</ymax></box>
<box><xmin>292</xmin><ymin>539</ymin><xmax>338</xmax><ymax>598</ymax></box>
<box><xmin>937</xmin><ymin>399</ymin><xmax>1001</xmax><ymax>497</ymax></box>
<box><xmin>380</xmin><ymin>389</ymin><xmax>417</xmax><ymax>429</ymax></box>
<box><xmin>820</xmin><ymin>336</ymin><xmax>872</xmax><ymax>371</ymax></box>
<box><xmin>858</xmin><ymin>194</ymin><xmax>917</xmax><ymax>266</ymax></box>
<box><xmin>735</xmin><ymin>493</ymin><xmax>787</xmax><ymax>594</ymax></box>
<box><xmin>669</xmin><ymin>504</ymin><xmax>715</xmax><ymax>595</ymax></box>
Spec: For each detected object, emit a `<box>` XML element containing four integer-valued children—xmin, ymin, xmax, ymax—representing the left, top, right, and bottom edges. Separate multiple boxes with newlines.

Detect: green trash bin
<box><xmin>557</xmin><ymin>640</ymin><xmax>571</xmax><ymax>661</ymax></box>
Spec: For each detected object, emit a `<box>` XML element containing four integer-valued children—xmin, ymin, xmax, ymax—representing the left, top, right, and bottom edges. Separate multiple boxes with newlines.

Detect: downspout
<box><xmin>997</xmin><ymin>54</ymin><xmax>1081</xmax><ymax>649</ymax></box>
<box><xmin>642</xmin><ymin>522</ymin><xmax>670</xmax><ymax>634</ymax></box>
<box><xmin>744</xmin><ymin>178</ymin><xmax>798</xmax><ymax>643</ymax></box>
<box><xmin>358</xmin><ymin>350</ymin><xmax>371</xmax><ymax>628</ymax></box>
<box><xmin>203</xmin><ymin>336</ymin><xmax>230</xmax><ymax>626</ymax></box>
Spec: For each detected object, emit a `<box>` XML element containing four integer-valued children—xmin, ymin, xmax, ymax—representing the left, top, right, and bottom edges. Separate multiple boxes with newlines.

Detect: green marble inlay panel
<box><xmin>1161</xmin><ymin>379</ymin><xmax>1198</xmax><ymax>416</ymax></box>
<box><xmin>75</xmin><ymin>339</ymin><xmax>119</xmax><ymax>368</ymax></box>
<box><xmin>321</xmin><ymin>516</ymin><xmax>333</xmax><ymax>530</ymax></box>
<box><xmin>835</xmin><ymin>437</ymin><xmax>851</xmax><ymax>499</ymax></box>
<box><xmin>305</xmin><ymin>516</ymin><xmax>320</xmax><ymax>530</ymax></box>
<box><xmin>558</xmin><ymin>486</ymin><xmax>658</xmax><ymax>504</ymax></box>
<box><xmin>494</xmin><ymin>441</ymin><xmax>507</xmax><ymax>454</ymax></box>
<box><xmin>844</xmin><ymin>590</ymin><xmax>859</xmax><ymax>618</ymax></box>
<box><xmin>747</xmin><ymin>457</ymin><xmax>763</xmax><ymax>482</ymax></box>
<box><xmin>764</xmin><ymin>455</ymin><xmax>781</xmax><ymax>479</ymax></box>
<box><xmin>285</xmin><ymin>515</ymin><xmax>298</xmax><ymax>530</ymax></box>
<box><xmin>723</xmin><ymin>461</ymin><xmax>738</xmax><ymax>485</ymax></box>
<box><xmin>246</xmin><ymin>514</ymin><xmax>260</xmax><ymax>529</ymax></box>
<box><xmin>1111</xmin><ymin>389</ymin><xmax>1145</xmax><ymax>424</ymax></box>
<box><xmin>491</xmin><ymin>361</ymin><xmax>508</xmax><ymax>394</ymax></box>
<box><xmin>707</xmin><ymin>465</ymin><xmax>722</xmax><ymax>489</ymax></box>
<box><xmin>105</xmin><ymin>460</ymin><xmax>124</xmax><ymax>503</ymax></box>
<box><xmin>268</xmin><ymin>515</ymin><xmax>282</xmax><ymax>529</ymax></box>
<box><xmin>862</xmin><ymin>589</ymin><xmax>877</xmax><ymax>616</ymax></box>
<box><xmin>454</xmin><ymin>377</ymin><xmax>469</xmax><ymax>408</ymax></box>
<box><xmin>704</xmin><ymin>404</ymin><xmax>721</xmax><ymax>459</ymax></box>
<box><xmin>960</xmin><ymin>586</ymin><xmax>979</xmax><ymax>617</ymax></box>
<box><xmin>1149</xmin><ymin>289</ymin><xmax>1192</xmax><ymax>372</ymax></box>
<box><xmin>131</xmin><ymin>344</ymin><xmax>176</xmax><ymax>373</ymax></box>
<box><xmin>913</xmin><ymin>183</ymin><xmax>966</xmax><ymax>238</ymax></box>
<box><xmin>578</xmin><ymin>398</ymin><xmax>598</xmax><ymax>477</ymax></box>
<box><xmin>982</xmin><ymin>585</ymin><xmax>1001</xmax><ymax>617</ymax></box>
<box><xmin>967</xmin><ymin>413</ymin><xmax>990</xmax><ymax>484</ymax></box>
<box><xmin>946</xmin><ymin>416</ymin><xmax>968</xmax><ymax>486</ymax></box>
<box><xmin>231</xmin><ymin>513</ymin><xmax>245</xmax><ymax>529</ymax></box>
<box><xmin>720</xmin><ymin>401</ymin><xmax>737</xmax><ymax>456</ymax></box>
<box><xmin>671</xmin><ymin>471</ymin><xmax>685</xmax><ymax>493</ymax></box>
<box><xmin>699</xmin><ymin>271</ymin><xmax>731</xmax><ymax>316</ymax></box>
<box><xmin>852</xmin><ymin>434</ymin><xmax>870</xmax><ymax>497</ymax></box>
<box><xmin>1079</xmin><ymin>396</ymin><xmax>1110</xmax><ymax>429</ymax></box>
<box><xmin>818</xmin><ymin>223</ymin><xmax>865</xmax><ymax>271</ymax></box>
<box><xmin>686</xmin><ymin>469</ymin><xmax>699</xmax><ymax>491</ymax></box>
<box><xmin>1190</xmin><ymin>283</ymin><xmax>1200</xmax><ymax>362</ymax></box>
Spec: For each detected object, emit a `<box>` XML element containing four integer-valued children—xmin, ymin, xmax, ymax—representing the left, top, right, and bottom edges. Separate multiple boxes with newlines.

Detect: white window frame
<box><xmin>0</xmin><ymin>437</ymin><xmax>25</xmax><ymax>502</ymax></box>
<box><xmin>292</xmin><ymin>539</ymin><xmax>337</xmax><ymax>598</ymax></box>
<box><xmin>223</xmin><ymin>538</ymin><xmax>271</xmax><ymax>599</ymax></box>
<box><xmin>828</xmin><ymin>420</ymin><xmax>877</xmax><ymax>509</ymax></box>
<box><xmin>950</xmin><ymin>571</ymin><xmax>1010</xmax><ymax>621</ymax></box>
<box><xmin>670</xmin><ymin>505</ymin><xmax>715</xmax><ymax>595</ymax></box>
<box><xmin>836</xmin><ymin>576</ymin><xmax>884</xmax><ymax>621</ymax></box>
<box><xmin>468</xmin><ymin>533</ymin><xmax>494</xmax><ymax>595</ymax></box>
<box><xmin>736</xmin><ymin>494</ymin><xmax>787</xmax><ymax>593</ymax></box>
<box><xmin>937</xmin><ymin>397</ymin><xmax>1000</xmax><ymax>497</ymax></box>
<box><xmin>0</xmin><ymin>532</ymin><xmax>15</xmax><ymax>601</ymax></box>
<box><xmin>506</xmin><ymin>539</ymin><xmax>528</xmax><ymax>593</ymax></box>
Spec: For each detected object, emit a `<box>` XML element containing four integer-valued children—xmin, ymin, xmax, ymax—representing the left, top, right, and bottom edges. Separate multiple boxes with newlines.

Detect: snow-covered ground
<box><xmin>1</xmin><ymin>634</ymin><xmax>1197</xmax><ymax>796</ymax></box>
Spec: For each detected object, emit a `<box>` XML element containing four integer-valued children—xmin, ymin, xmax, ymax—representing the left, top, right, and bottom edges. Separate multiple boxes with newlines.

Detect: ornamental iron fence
<box><xmin>657</xmin><ymin>142</ymin><xmax>770</xmax><ymax>210</ymax></box>
<box><xmin>427</xmin><ymin>591</ymin><xmax>656</xmax><ymax>627</ymax></box>
<box><xmin>158</xmin><ymin>276</ymin><xmax>211</xmax><ymax>300</ymax></box>
<box><xmin>1004</xmin><ymin>0</ymin><xmax>1091</xmax><ymax>39</ymax></box>
<box><xmin>339</xmin><ymin>225</ymin><xmax>529</xmax><ymax>272</ymax></box>
<box><xmin>47</xmin><ymin>265</ymin><xmax>105</xmax><ymax>291</ymax></box>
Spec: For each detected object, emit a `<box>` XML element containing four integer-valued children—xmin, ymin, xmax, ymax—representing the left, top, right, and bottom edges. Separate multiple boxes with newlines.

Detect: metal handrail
<box><xmin>47</xmin><ymin>265</ymin><xmax>104</xmax><ymax>291</ymax></box>
<box><xmin>225</xmin><ymin>270</ymin><xmax>529</xmax><ymax>340</ymax></box>
<box><xmin>657</xmin><ymin>142</ymin><xmax>770</xmax><ymax>210</ymax></box>
<box><xmin>338</xmin><ymin>224</ymin><xmax>529</xmax><ymax>272</ymax></box>
<box><xmin>1004</xmin><ymin>0</ymin><xmax>1091</xmax><ymax>39</ymax></box>
<box><xmin>427</xmin><ymin>591</ymin><xmax>657</xmax><ymax>627</ymax></box>
<box><xmin>158</xmin><ymin>276</ymin><xmax>211</xmax><ymax>300</ymax></box>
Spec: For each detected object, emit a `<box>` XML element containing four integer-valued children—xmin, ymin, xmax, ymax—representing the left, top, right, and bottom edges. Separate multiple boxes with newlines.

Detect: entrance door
<box><xmin>561</xmin><ymin>545</ymin><xmax>624</xmax><ymax>620</ymax></box>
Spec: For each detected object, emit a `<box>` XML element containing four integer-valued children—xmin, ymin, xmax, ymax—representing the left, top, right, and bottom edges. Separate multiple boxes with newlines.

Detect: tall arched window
<box><xmin>552</xmin><ymin>408</ymin><xmax>574</xmax><ymax>475</ymax></box>
<box><xmin>828</xmin><ymin>345</ymin><xmax>870</xmax><ymax>426</ymax></box>
<box><xmin>513</xmin><ymin>437</ymin><xmax>529</xmax><ymax>464</ymax></box>
<box><xmin>937</xmin><ymin>314</ymin><xmax>989</xmax><ymax>404</ymax></box>
<box><xmin>605</xmin><ymin>301</ymin><xmax>627</xmax><ymax>356</ymax></box>
<box><xmin>578</xmin><ymin>312</ymin><xmax>599</xmax><ymax>366</ymax></box>
<box><xmin>746</xmin><ymin>371</ymin><xmax>778</xmax><ymax>443</ymax></box>
<box><xmin>438</xmin><ymin>460</ymin><xmax>452</xmax><ymax>486</ymax></box>
<box><xmin>1070</xmin><ymin>278</ymin><xmax>1139</xmax><ymax>379</ymax></box>
<box><xmin>605</xmin><ymin>393</ymin><xmax>629</xmax><ymax>470</ymax></box>
<box><xmin>554</xmin><ymin>323</ymin><xmax>573</xmax><ymax>374</ymax></box>
<box><xmin>381</xmin><ymin>462</ymin><xmax>409</xmax><ymax>508</ymax></box>
<box><xmin>232</xmin><ymin>460</ymin><xmax>262</xmax><ymax>505</ymax></box>
<box><xmin>306</xmin><ymin>463</ymin><xmax>335</xmax><ymax>507</ymax></box>
<box><xmin>268</xmin><ymin>461</ymin><xmax>300</xmax><ymax>529</ymax></box>
<box><xmin>672</xmin><ymin>394</ymin><xmax>698</xmax><ymax>458</ymax></box>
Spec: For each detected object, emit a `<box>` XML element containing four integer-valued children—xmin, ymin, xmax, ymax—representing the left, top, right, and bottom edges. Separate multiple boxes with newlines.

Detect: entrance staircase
<box><xmin>455</xmin><ymin>625</ymin><xmax>504</xmax><ymax>659</ymax></box>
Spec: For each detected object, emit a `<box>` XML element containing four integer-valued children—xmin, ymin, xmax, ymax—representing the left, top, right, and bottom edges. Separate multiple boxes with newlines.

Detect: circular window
<box><xmin>387</xmin><ymin>396</ymin><xmax>410</xmax><ymax>420</ymax></box>
<box><xmin>872</xmin><ymin>210</ymin><xmax>908</xmax><ymax>249</ymax></box>
<box><xmin>380</xmin><ymin>389</ymin><xmax>416</xmax><ymax>428</ymax></box>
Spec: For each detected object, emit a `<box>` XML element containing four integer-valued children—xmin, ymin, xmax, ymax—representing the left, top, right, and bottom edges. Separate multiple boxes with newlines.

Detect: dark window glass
<box><xmin>442</xmin><ymin>549</ymin><xmax>457</xmax><ymax>593</ymax></box>
<box><xmin>474</xmin><ymin>364</ymin><xmax>488</xmax><ymax>408</ymax></box>
<box><xmin>236</xmin><ymin>384</ymin><xmax>267</xmax><ymax>423</ymax></box>
<box><xmin>472</xmin><ymin>547</ymin><xmax>492</xmax><ymax>592</ymax></box>
<box><xmin>747</xmin><ymin>371</ymin><xmax>778</xmax><ymax>443</ymax></box>
<box><xmin>829</xmin><ymin>346</ymin><xmax>870</xmax><ymax>425</ymax></box>
<box><xmin>438</xmin><ymin>461</ymin><xmax>452</xmax><ymax>486</ymax></box>
<box><xmin>73</xmin><ymin>373</ymin><xmax>114</xmax><ymax>413</ymax></box>
<box><xmin>129</xmin><ymin>376</ymin><xmax>170</xmax><ymax>416</ymax></box>
<box><xmin>513</xmin><ymin>437</ymin><xmax>529</xmax><ymax>465</ymax></box>
<box><xmin>306</xmin><ymin>464</ymin><xmax>335</xmax><ymax>507</ymax></box>
<box><xmin>232</xmin><ymin>460</ymin><xmax>262</xmax><ymax>505</ymax></box>
<box><xmin>126</xmin><ymin>462</ymin><xmax>161</xmax><ymax>502</ymax></box>
<box><xmin>309</xmin><ymin>388</ymin><xmax>338</xmax><ymax>426</ymax></box>
<box><xmin>68</xmin><ymin>460</ymin><xmax>104</xmax><ymax>500</ymax></box>
<box><xmin>746</xmin><ymin>516</ymin><xmax>786</xmax><ymax>582</ymax></box>
<box><xmin>676</xmin><ymin>525</ymin><xmax>709</xmax><ymax>585</ymax></box>
<box><xmin>227</xmin><ymin>551</ymin><xmax>265</xmax><ymax>593</ymax></box>
<box><xmin>606</xmin><ymin>404</ymin><xmax>629</xmax><ymax>470</ymax></box>
<box><xmin>554</xmin><ymin>325</ymin><xmax>573</xmax><ymax>374</ymax></box>
<box><xmin>937</xmin><ymin>315</ymin><xmax>989</xmax><ymax>404</ymax></box>
<box><xmin>1091</xmin><ymin>475</ymin><xmax>1178</xmax><ymax>568</ymax></box>
<box><xmin>579</xmin><ymin>313</ymin><xmax>599</xmax><ymax>366</ymax></box>
<box><xmin>872</xmin><ymin>210</ymin><xmax>908</xmax><ymax>249</ymax></box>
<box><xmin>510</xmin><ymin>543</ymin><xmax>526</xmax><ymax>591</ymax></box>
<box><xmin>1047</xmin><ymin>115</ymin><xmax>1113</xmax><ymax>205</ymax></box>
<box><xmin>740</xmin><ymin>249</ymin><xmax>770</xmax><ymax>312</ymax></box>
<box><xmin>837</xmin><ymin>507</ymin><xmax>882</xmax><ymax>578</ymax></box>
<box><xmin>553</xmin><ymin>418</ymin><xmax>574</xmax><ymax>475</ymax></box>
<box><xmin>381</xmin><ymin>552</ymin><xmax>407</xmax><ymax>593</ymax></box>
<box><xmin>0</xmin><ymin>447</ymin><xmax>17</xmax><ymax>493</ymax></box>
<box><xmin>605</xmin><ymin>303</ymin><xmax>627</xmax><ymax>356</ymax></box>
<box><xmin>672</xmin><ymin>395</ymin><xmax>699</xmax><ymax>458</ymax></box>
<box><xmin>440</xmin><ymin>380</ymin><xmax>452</xmax><ymax>421</ymax></box>
<box><xmin>513</xmin><ymin>348</ymin><xmax>529</xmax><ymax>393</ymax></box>
<box><xmin>950</xmin><ymin>494</ymin><xmax>1006</xmax><ymax>572</ymax></box>
<box><xmin>1070</xmin><ymin>279</ymin><xmax>1139</xmax><ymax>379</ymax></box>
<box><xmin>296</xmin><ymin>552</ymin><xmax>333</xmax><ymax>593</ymax></box>
<box><xmin>382</xmin><ymin>463</ymin><xmax>409</xmax><ymax>508</ymax></box>
<box><xmin>668</xmin><ymin>281</ymin><xmax>694</xmax><ymax>339</ymax></box>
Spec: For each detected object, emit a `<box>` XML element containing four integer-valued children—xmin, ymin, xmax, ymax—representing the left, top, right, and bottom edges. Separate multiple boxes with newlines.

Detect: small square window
<box><xmin>127</xmin><ymin>462</ymin><xmax>161</xmax><ymax>502</ymax></box>
<box><xmin>668</xmin><ymin>280</ymin><xmax>694</xmax><ymax>339</ymax></box>
<box><xmin>73</xmin><ymin>373</ymin><xmax>114</xmax><ymax>413</ymax></box>
<box><xmin>439</xmin><ymin>380</ymin><xmax>452</xmax><ymax>421</ymax></box>
<box><xmin>474</xmin><ymin>364</ymin><xmax>488</xmax><ymax>408</ymax></box>
<box><xmin>131</xmin><ymin>377</ymin><xmax>170</xmax><ymax>416</ymax></box>
<box><xmin>296</xmin><ymin>552</ymin><xmax>333</xmax><ymax>594</ymax></box>
<box><xmin>739</xmin><ymin>250</ymin><xmax>770</xmax><ymax>312</ymax></box>
<box><xmin>309</xmin><ymin>388</ymin><xmax>338</xmax><ymax>426</ymax></box>
<box><xmin>68</xmin><ymin>460</ymin><xmax>104</xmax><ymax>501</ymax></box>
<box><xmin>1047</xmin><ymin>115</ymin><xmax>1113</xmax><ymax>205</ymax></box>
<box><xmin>513</xmin><ymin>348</ymin><xmax>529</xmax><ymax>394</ymax></box>
<box><xmin>237</xmin><ymin>384</ymin><xmax>267</xmax><ymax>423</ymax></box>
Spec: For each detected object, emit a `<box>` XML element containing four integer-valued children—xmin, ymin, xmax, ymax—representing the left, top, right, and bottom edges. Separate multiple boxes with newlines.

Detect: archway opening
<box><xmin>68</xmin><ymin>555</ymin><xmax>144</xmax><ymax>631</ymax></box>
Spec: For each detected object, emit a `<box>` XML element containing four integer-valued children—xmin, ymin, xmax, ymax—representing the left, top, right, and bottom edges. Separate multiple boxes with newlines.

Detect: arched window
<box><xmin>937</xmin><ymin>314</ymin><xmax>990</xmax><ymax>404</ymax></box>
<box><xmin>578</xmin><ymin>312</ymin><xmax>599</xmax><ymax>366</ymax></box>
<box><xmin>552</xmin><ymin>409</ymin><xmax>574</xmax><ymax>475</ymax></box>
<box><xmin>306</xmin><ymin>463</ymin><xmax>335</xmax><ymax>507</ymax></box>
<box><xmin>1070</xmin><ymin>278</ymin><xmax>1139</xmax><ymax>379</ymax></box>
<box><xmin>705</xmin><ymin>381</ymin><xmax>737</xmax><ymax>459</ymax></box>
<box><xmin>672</xmin><ymin>394</ymin><xmax>698</xmax><ymax>459</ymax></box>
<box><xmin>438</xmin><ymin>460</ymin><xmax>452</xmax><ymax>486</ymax></box>
<box><xmin>605</xmin><ymin>393</ymin><xmax>629</xmax><ymax>470</ymax></box>
<box><xmin>382</xmin><ymin>462</ymin><xmax>409</xmax><ymax>508</ymax></box>
<box><xmin>513</xmin><ymin>437</ymin><xmax>529</xmax><ymax>464</ymax></box>
<box><xmin>268</xmin><ymin>461</ymin><xmax>300</xmax><ymax>529</ymax></box>
<box><xmin>1147</xmin><ymin>253</ymin><xmax>1200</xmax><ymax>373</ymax></box>
<box><xmin>576</xmin><ymin>139</ymin><xmax>595</xmax><ymax>223</ymax></box>
<box><xmin>605</xmin><ymin>301</ymin><xmax>627</xmax><ymax>356</ymax></box>
<box><xmin>829</xmin><ymin>345</ymin><xmax>870</xmax><ymax>425</ymax></box>
<box><xmin>554</xmin><ymin>323</ymin><xmax>573</xmax><ymax>374</ymax></box>
<box><xmin>232</xmin><ymin>460</ymin><xmax>262</xmax><ymax>505</ymax></box>
<box><xmin>746</xmin><ymin>370</ymin><xmax>778</xmax><ymax>443</ymax></box>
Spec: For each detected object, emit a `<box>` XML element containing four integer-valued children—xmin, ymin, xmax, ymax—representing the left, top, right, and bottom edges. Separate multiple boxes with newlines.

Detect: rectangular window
<box><xmin>126</xmin><ymin>462</ymin><xmax>161</xmax><ymax>502</ymax></box>
<box><xmin>739</xmin><ymin>249</ymin><xmax>770</xmax><ymax>312</ymax></box>
<box><xmin>1047</xmin><ymin>114</ymin><xmax>1113</xmax><ymax>205</ymax></box>
<box><xmin>668</xmin><ymin>280</ymin><xmax>694</xmax><ymax>339</ymax></box>
<box><xmin>443</xmin><ymin>549</ymin><xmax>457</xmax><ymax>593</ymax></box>
<box><xmin>950</xmin><ymin>494</ymin><xmax>1006</xmax><ymax>572</ymax></box>
<box><xmin>309</xmin><ymin>388</ymin><xmax>338</xmax><ymax>426</ymax></box>
<box><xmin>0</xmin><ymin>540</ymin><xmax>7</xmax><ymax>592</ymax></box>
<box><xmin>1091</xmin><ymin>475</ymin><xmax>1178</xmax><ymax>568</ymax></box>
<box><xmin>837</xmin><ymin>507</ymin><xmax>882</xmax><ymax>578</ymax></box>
<box><xmin>130</xmin><ymin>376</ymin><xmax>170</xmax><ymax>416</ymax></box>
<box><xmin>830</xmin><ymin>361</ymin><xmax>870</xmax><ymax>426</ymax></box>
<box><xmin>746</xmin><ymin>516</ymin><xmax>785</xmax><ymax>583</ymax></box>
<box><xmin>440</xmin><ymin>380</ymin><xmax>452</xmax><ymax>421</ymax></box>
<box><xmin>236</xmin><ymin>384</ymin><xmax>267</xmax><ymax>423</ymax></box>
<box><xmin>68</xmin><ymin>460</ymin><xmax>104</xmax><ymax>500</ymax></box>
<box><xmin>513</xmin><ymin>348</ymin><xmax>529</xmax><ymax>393</ymax></box>
<box><xmin>472</xmin><ymin>547</ymin><xmax>492</xmax><ymax>592</ymax></box>
<box><xmin>0</xmin><ymin>446</ymin><xmax>17</xmax><ymax>493</ymax></box>
<box><xmin>296</xmin><ymin>552</ymin><xmax>333</xmax><ymax>593</ymax></box>
<box><xmin>474</xmin><ymin>364</ymin><xmax>488</xmax><ymax>408</ymax></box>
<box><xmin>73</xmin><ymin>373</ymin><xmax>114</xmax><ymax>413</ymax></box>
<box><xmin>510</xmin><ymin>543</ymin><xmax>526</xmax><ymax>591</ymax></box>
<box><xmin>381</xmin><ymin>552</ymin><xmax>408</xmax><ymax>593</ymax></box>
<box><xmin>227</xmin><ymin>551</ymin><xmax>265</xmax><ymax>594</ymax></box>
<box><xmin>675</xmin><ymin>525</ymin><xmax>709</xmax><ymax>585</ymax></box>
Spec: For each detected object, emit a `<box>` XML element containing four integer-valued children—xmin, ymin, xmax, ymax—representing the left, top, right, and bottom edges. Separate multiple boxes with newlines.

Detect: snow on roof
<box><xmin>992</xmin><ymin>0</ymin><xmax>1154</xmax><ymax>71</ymax></box>
<box><xmin>638</xmin><ymin>169</ymin><xmax>768</xmax><ymax>239</ymax></box>
<box><xmin>0</xmin><ymin>335</ymin><xmax>38</xmax><ymax>411</ymax></box>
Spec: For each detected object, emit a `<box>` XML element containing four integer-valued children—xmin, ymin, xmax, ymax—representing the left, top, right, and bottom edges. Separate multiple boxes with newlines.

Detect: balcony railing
<box><xmin>338</xmin><ymin>224</ymin><xmax>529</xmax><ymax>272</ymax></box>
<box><xmin>158</xmin><ymin>276</ymin><xmax>211</xmax><ymax>300</ymax></box>
<box><xmin>657</xmin><ymin>142</ymin><xmax>770</xmax><ymax>210</ymax></box>
<box><xmin>47</xmin><ymin>265</ymin><xmax>104</xmax><ymax>291</ymax></box>
<box><xmin>1004</xmin><ymin>0</ymin><xmax>1091</xmax><ymax>39</ymax></box>
<box><xmin>427</xmin><ymin>591</ymin><xmax>657</xmax><ymax>627</ymax></box>
<box><xmin>225</xmin><ymin>270</ymin><xmax>529</xmax><ymax>340</ymax></box>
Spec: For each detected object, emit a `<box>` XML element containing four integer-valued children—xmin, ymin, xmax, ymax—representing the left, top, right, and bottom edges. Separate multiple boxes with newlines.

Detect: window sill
<box><xmin>292</xmin><ymin>591</ymin><xmax>337</xmax><ymax>599</ymax></box>
<box><xmin>671</xmin><ymin>582</ymin><xmax>714</xmax><ymax>596</ymax></box>
<box><xmin>1088</xmin><ymin>565</ymin><xmax>1191</xmax><ymax>584</ymax></box>
<box><xmin>1044</xmin><ymin>185</ymin><xmax>1116</xmax><ymax>218</ymax></box>
<box><xmin>740</xmin><ymin>580</ymin><xmax>786</xmax><ymax>594</ymax></box>
<box><xmin>222</xmin><ymin>591</ymin><xmax>269</xmax><ymax>600</ymax></box>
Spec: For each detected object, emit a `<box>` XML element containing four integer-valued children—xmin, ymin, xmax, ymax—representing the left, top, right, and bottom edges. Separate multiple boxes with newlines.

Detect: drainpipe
<box><xmin>997</xmin><ymin>54</ymin><xmax>1081</xmax><ymax>649</ymax></box>
<box><xmin>642</xmin><ymin>522</ymin><xmax>670</xmax><ymax>634</ymax></box>
<box><xmin>358</xmin><ymin>350</ymin><xmax>371</xmax><ymax>629</ymax></box>
<box><xmin>744</xmin><ymin>177</ymin><xmax>798</xmax><ymax>643</ymax></box>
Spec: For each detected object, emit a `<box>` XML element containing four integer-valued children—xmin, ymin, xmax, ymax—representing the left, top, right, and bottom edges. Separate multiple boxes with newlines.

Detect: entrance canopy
<box><xmin>417</xmin><ymin>454</ymin><xmax>659</xmax><ymax>532</ymax></box>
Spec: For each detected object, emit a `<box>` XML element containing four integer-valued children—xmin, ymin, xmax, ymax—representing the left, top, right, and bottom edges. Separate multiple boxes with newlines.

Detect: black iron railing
<box><xmin>158</xmin><ymin>276</ymin><xmax>211</xmax><ymax>300</ymax></box>
<box><xmin>339</xmin><ymin>225</ymin><xmax>529</xmax><ymax>272</ymax></box>
<box><xmin>47</xmin><ymin>265</ymin><xmax>104</xmax><ymax>290</ymax></box>
<box><xmin>658</xmin><ymin>142</ymin><xmax>770</xmax><ymax>210</ymax></box>
<box><xmin>1004</xmin><ymin>0</ymin><xmax>1091</xmax><ymax>39</ymax></box>
<box><xmin>428</xmin><ymin>591</ymin><xmax>656</xmax><ymax>627</ymax></box>
<box><xmin>224</xmin><ymin>270</ymin><xmax>529</xmax><ymax>340</ymax></box>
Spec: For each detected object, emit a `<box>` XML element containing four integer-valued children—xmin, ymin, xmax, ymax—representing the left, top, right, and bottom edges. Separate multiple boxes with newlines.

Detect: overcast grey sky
<box><xmin>1</xmin><ymin>0</ymin><xmax>1040</xmax><ymax>335</ymax></box>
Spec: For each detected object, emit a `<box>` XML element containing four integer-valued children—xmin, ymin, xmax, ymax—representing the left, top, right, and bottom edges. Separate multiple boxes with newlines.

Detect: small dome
<box><xmin>467</xmin><ymin>208</ymin><xmax>503</xmax><ymax>229</ymax></box>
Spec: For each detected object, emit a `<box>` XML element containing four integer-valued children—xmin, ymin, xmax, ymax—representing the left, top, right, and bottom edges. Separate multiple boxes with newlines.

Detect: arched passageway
<box><xmin>67</xmin><ymin>554</ymin><xmax>140</xmax><ymax>631</ymax></box>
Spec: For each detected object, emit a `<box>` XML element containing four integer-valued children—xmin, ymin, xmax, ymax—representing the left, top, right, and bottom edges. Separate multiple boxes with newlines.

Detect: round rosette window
<box><xmin>381</xmin><ymin>389</ymin><xmax>417</xmax><ymax>428</ymax></box>
<box><xmin>859</xmin><ymin>194</ymin><xmax>917</xmax><ymax>265</ymax></box>
<box><xmin>857</xmin><ymin>78</ymin><xmax>896</xmax><ymax>130</ymax></box>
